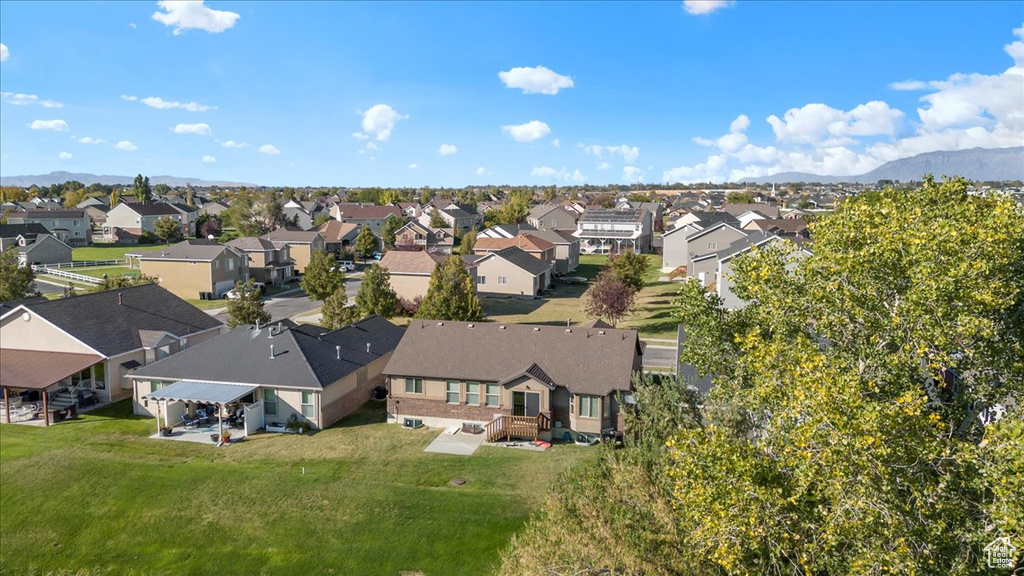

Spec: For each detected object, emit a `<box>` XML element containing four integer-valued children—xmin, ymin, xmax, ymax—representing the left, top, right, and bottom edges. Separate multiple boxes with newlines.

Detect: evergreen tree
<box><xmin>415</xmin><ymin>255</ymin><xmax>483</xmax><ymax>321</ymax></box>
<box><xmin>226</xmin><ymin>280</ymin><xmax>271</xmax><ymax>329</ymax></box>
<box><xmin>428</xmin><ymin>210</ymin><xmax>447</xmax><ymax>229</ymax></box>
<box><xmin>354</xmin><ymin>225</ymin><xmax>378</xmax><ymax>260</ymax></box>
<box><xmin>458</xmin><ymin>228</ymin><xmax>477</xmax><ymax>254</ymax></box>
<box><xmin>380</xmin><ymin>215</ymin><xmax>404</xmax><ymax>249</ymax></box>
<box><xmin>132</xmin><ymin>174</ymin><xmax>152</xmax><ymax>204</ymax></box>
<box><xmin>0</xmin><ymin>247</ymin><xmax>39</xmax><ymax>301</ymax></box>
<box><xmin>300</xmin><ymin>250</ymin><xmax>342</xmax><ymax>301</ymax></box>
<box><xmin>320</xmin><ymin>284</ymin><xmax>359</xmax><ymax>330</ymax></box>
<box><xmin>355</xmin><ymin>263</ymin><xmax>398</xmax><ymax>319</ymax></box>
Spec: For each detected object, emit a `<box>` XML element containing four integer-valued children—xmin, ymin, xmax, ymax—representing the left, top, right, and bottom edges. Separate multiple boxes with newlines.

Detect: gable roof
<box><xmin>264</xmin><ymin>228</ymin><xmax>324</xmax><ymax>244</ymax></box>
<box><xmin>130</xmin><ymin>316</ymin><xmax>405</xmax><ymax>389</ymax></box>
<box><xmin>580</xmin><ymin>208</ymin><xmax>646</xmax><ymax>223</ymax></box>
<box><xmin>0</xmin><ymin>223</ymin><xmax>51</xmax><ymax>239</ymax></box>
<box><xmin>2</xmin><ymin>284</ymin><xmax>222</xmax><ymax>357</ymax></box>
<box><xmin>685</xmin><ymin>221</ymin><xmax>748</xmax><ymax>242</ymax></box>
<box><xmin>479</xmin><ymin>246</ymin><xmax>553</xmax><ymax>276</ymax></box>
<box><xmin>226</xmin><ymin>237</ymin><xmax>278</xmax><ymax>251</ymax></box>
<box><xmin>474</xmin><ymin>233</ymin><xmax>554</xmax><ymax>253</ymax></box>
<box><xmin>135</xmin><ymin>239</ymin><xmax>238</xmax><ymax>262</ymax></box>
<box><xmin>315</xmin><ymin>220</ymin><xmax>361</xmax><ymax>242</ymax></box>
<box><xmin>333</xmin><ymin>205</ymin><xmax>403</xmax><ymax>220</ymax></box>
<box><xmin>18</xmin><ymin>234</ymin><xmax>72</xmax><ymax>254</ymax></box>
<box><xmin>721</xmin><ymin>202</ymin><xmax>780</xmax><ymax>218</ymax></box>
<box><xmin>118</xmin><ymin>203</ymin><xmax>181</xmax><ymax>217</ymax></box>
<box><xmin>10</xmin><ymin>209</ymin><xmax>86</xmax><ymax>219</ymax></box>
<box><xmin>527</xmin><ymin>203</ymin><xmax>578</xmax><ymax>221</ymax></box>
<box><xmin>378</xmin><ymin>250</ymin><xmax>445</xmax><ymax>275</ymax></box>
<box><xmin>385</xmin><ymin>321</ymin><xmax>641</xmax><ymax>396</ymax></box>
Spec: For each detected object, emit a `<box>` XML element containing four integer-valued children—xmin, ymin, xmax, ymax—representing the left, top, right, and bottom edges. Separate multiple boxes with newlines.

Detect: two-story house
<box><xmin>262</xmin><ymin>228</ymin><xmax>327</xmax><ymax>274</ymax></box>
<box><xmin>226</xmin><ymin>237</ymin><xmax>295</xmax><ymax>284</ymax></box>
<box><xmin>5</xmin><ymin>209</ymin><xmax>90</xmax><ymax>247</ymax></box>
<box><xmin>136</xmin><ymin>239</ymin><xmax>249</xmax><ymax>299</ymax></box>
<box><xmin>573</xmin><ymin>208</ymin><xmax>651</xmax><ymax>254</ymax></box>
<box><xmin>330</xmin><ymin>204</ymin><xmax>405</xmax><ymax>237</ymax></box>
<box><xmin>103</xmin><ymin>203</ymin><xmax>184</xmax><ymax>242</ymax></box>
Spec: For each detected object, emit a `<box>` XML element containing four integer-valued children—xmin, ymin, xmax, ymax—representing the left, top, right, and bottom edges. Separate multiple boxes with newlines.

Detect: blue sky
<box><xmin>1</xmin><ymin>1</ymin><xmax>1021</xmax><ymax>186</ymax></box>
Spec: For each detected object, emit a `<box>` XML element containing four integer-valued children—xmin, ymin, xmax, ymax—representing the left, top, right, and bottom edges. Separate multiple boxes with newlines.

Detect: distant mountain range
<box><xmin>738</xmin><ymin>147</ymin><xmax>1024</xmax><ymax>184</ymax></box>
<box><xmin>0</xmin><ymin>171</ymin><xmax>256</xmax><ymax>188</ymax></box>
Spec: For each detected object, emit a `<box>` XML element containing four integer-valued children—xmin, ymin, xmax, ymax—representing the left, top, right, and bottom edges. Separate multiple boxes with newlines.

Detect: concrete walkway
<box><xmin>424</xmin><ymin>427</ymin><xmax>487</xmax><ymax>456</ymax></box>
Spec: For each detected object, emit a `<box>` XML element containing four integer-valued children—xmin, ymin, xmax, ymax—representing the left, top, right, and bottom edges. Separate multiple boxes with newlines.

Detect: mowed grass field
<box><xmin>482</xmin><ymin>254</ymin><xmax>682</xmax><ymax>339</ymax></box>
<box><xmin>0</xmin><ymin>401</ymin><xmax>595</xmax><ymax>576</ymax></box>
<box><xmin>72</xmin><ymin>243</ymin><xmax>165</xmax><ymax>261</ymax></box>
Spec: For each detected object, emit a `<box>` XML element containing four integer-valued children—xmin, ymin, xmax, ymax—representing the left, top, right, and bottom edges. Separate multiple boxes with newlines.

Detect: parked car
<box><xmin>371</xmin><ymin>252</ymin><xmax>384</xmax><ymax>261</ymax></box>
<box><xmin>337</xmin><ymin>260</ymin><xmax>356</xmax><ymax>272</ymax></box>
<box><xmin>225</xmin><ymin>282</ymin><xmax>266</xmax><ymax>299</ymax></box>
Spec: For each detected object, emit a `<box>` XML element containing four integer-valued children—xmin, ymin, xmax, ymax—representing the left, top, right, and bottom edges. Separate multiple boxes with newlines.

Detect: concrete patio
<box><xmin>423</xmin><ymin>427</ymin><xmax>487</xmax><ymax>456</ymax></box>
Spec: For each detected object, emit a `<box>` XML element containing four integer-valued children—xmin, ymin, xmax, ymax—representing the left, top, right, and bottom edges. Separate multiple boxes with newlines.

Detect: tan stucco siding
<box><xmin>0</xmin><ymin>310</ymin><xmax>96</xmax><ymax>354</ymax></box>
<box><xmin>141</xmin><ymin>260</ymin><xmax>214</xmax><ymax>300</ymax></box>
<box><xmin>474</xmin><ymin>257</ymin><xmax>538</xmax><ymax>296</ymax></box>
<box><xmin>388</xmin><ymin>273</ymin><xmax>432</xmax><ymax>301</ymax></box>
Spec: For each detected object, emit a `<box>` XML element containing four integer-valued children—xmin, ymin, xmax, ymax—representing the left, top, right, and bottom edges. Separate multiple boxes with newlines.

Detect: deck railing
<box><xmin>485</xmin><ymin>412</ymin><xmax>552</xmax><ymax>443</ymax></box>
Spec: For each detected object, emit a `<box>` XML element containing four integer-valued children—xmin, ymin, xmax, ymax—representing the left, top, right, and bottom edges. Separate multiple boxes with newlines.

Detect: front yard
<box><xmin>72</xmin><ymin>243</ymin><xmax>166</xmax><ymax>261</ymax></box>
<box><xmin>482</xmin><ymin>254</ymin><xmax>681</xmax><ymax>339</ymax></box>
<box><xmin>0</xmin><ymin>402</ymin><xmax>595</xmax><ymax>575</ymax></box>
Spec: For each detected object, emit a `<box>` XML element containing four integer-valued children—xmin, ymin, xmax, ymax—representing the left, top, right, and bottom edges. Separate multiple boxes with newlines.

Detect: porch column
<box><xmin>155</xmin><ymin>400</ymin><xmax>162</xmax><ymax>434</ymax></box>
<box><xmin>3</xmin><ymin>388</ymin><xmax>9</xmax><ymax>424</ymax></box>
<box><xmin>42</xmin><ymin>389</ymin><xmax>49</xmax><ymax>427</ymax></box>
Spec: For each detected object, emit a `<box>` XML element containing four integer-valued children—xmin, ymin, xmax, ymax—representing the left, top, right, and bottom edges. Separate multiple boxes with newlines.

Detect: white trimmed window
<box><xmin>446</xmin><ymin>381</ymin><xmax>460</xmax><ymax>404</ymax></box>
<box><xmin>466</xmin><ymin>382</ymin><xmax>480</xmax><ymax>405</ymax></box>
<box><xmin>498</xmin><ymin>276</ymin><xmax>508</xmax><ymax>285</ymax></box>
<box><xmin>405</xmin><ymin>377</ymin><xmax>423</xmax><ymax>394</ymax></box>
<box><xmin>579</xmin><ymin>395</ymin><xmax>600</xmax><ymax>418</ymax></box>
<box><xmin>263</xmin><ymin>388</ymin><xmax>277</xmax><ymax>415</ymax></box>
<box><xmin>485</xmin><ymin>384</ymin><xmax>499</xmax><ymax>407</ymax></box>
<box><xmin>301</xmin><ymin>391</ymin><xmax>315</xmax><ymax>418</ymax></box>
<box><xmin>707</xmin><ymin>242</ymin><xmax>718</xmax><ymax>250</ymax></box>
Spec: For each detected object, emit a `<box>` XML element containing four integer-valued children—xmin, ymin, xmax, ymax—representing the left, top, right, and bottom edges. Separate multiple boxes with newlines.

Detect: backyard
<box><xmin>482</xmin><ymin>253</ymin><xmax>682</xmax><ymax>339</ymax></box>
<box><xmin>0</xmin><ymin>401</ymin><xmax>595</xmax><ymax>576</ymax></box>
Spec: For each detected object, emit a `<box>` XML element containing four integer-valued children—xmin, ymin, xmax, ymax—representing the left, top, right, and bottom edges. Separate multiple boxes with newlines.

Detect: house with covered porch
<box><xmin>0</xmin><ymin>284</ymin><xmax>222</xmax><ymax>426</ymax></box>
<box><xmin>128</xmin><ymin>316</ymin><xmax>406</xmax><ymax>436</ymax></box>
<box><xmin>384</xmin><ymin>320</ymin><xmax>643</xmax><ymax>442</ymax></box>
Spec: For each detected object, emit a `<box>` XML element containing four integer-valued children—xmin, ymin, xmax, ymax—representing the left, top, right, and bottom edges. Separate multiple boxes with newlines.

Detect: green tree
<box><xmin>354</xmin><ymin>263</ymin><xmax>398</xmax><ymax>319</ymax></box>
<box><xmin>300</xmin><ymin>250</ymin><xmax>342</xmax><ymax>302</ymax></box>
<box><xmin>185</xmin><ymin>184</ymin><xmax>195</xmax><ymax>206</ymax></box>
<box><xmin>354</xmin><ymin>225</ymin><xmax>378</xmax><ymax>260</ymax></box>
<box><xmin>458</xmin><ymin>227</ymin><xmax>477</xmax><ymax>255</ymax></box>
<box><xmin>0</xmin><ymin>187</ymin><xmax>30</xmax><ymax>203</ymax></box>
<box><xmin>153</xmin><ymin>216</ymin><xmax>181</xmax><ymax>244</ymax></box>
<box><xmin>608</xmin><ymin>250</ymin><xmax>648</xmax><ymax>292</ymax></box>
<box><xmin>90</xmin><ymin>273</ymin><xmax>158</xmax><ymax>293</ymax></box>
<box><xmin>109</xmin><ymin>189</ymin><xmax>121</xmax><ymax>208</ymax></box>
<box><xmin>428</xmin><ymin>210</ymin><xmax>447</xmax><ymax>229</ymax></box>
<box><xmin>224</xmin><ymin>188</ymin><xmax>287</xmax><ymax>236</ymax></box>
<box><xmin>725</xmin><ymin>190</ymin><xmax>755</xmax><ymax>203</ymax></box>
<box><xmin>321</xmin><ymin>284</ymin><xmax>358</xmax><ymax>329</ymax></box>
<box><xmin>63</xmin><ymin>186</ymin><xmax>87</xmax><ymax>208</ymax></box>
<box><xmin>380</xmin><ymin>215</ymin><xmax>404</xmax><ymax>249</ymax></box>
<box><xmin>153</xmin><ymin>183</ymin><xmax>172</xmax><ymax>197</ymax></box>
<box><xmin>415</xmin><ymin>255</ymin><xmax>483</xmax><ymax>321</ymax></box>
<box><xmin>0</xmin><ymin>247</ymin><xmax>39</xmax><ymax>301</ymax></box>
<box><xmin>226</xmin><ymin>280</ymin><xmax>271</xmax><ymax>329</ymax></box>
<box><xmin>132</xmin><ymin>174</ymin><xmax>152</xmax><ymax>204</ymax></box>
<box><xmin>583</xmin><ymin>269</ymin><xmax>636</xmax><ymax>326</ymax></box>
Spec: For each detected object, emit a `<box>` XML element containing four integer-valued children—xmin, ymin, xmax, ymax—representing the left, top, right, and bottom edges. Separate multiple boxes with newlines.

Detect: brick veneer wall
<box><xmin>387</xmin><ymin>396</ymin><xmax>501</xmax><ymax>423</ymax></box>
<box><xmin>321</xmin><ymin>373</ymin><xmax>385</xmax><ymax>428</ymax></box>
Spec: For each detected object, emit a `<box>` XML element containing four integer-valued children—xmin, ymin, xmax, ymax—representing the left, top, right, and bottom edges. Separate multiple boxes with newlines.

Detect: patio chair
<box><xmin>195</xmin><ymin>409</ymin><xmax>210</xmax><ymax>425</ymax></box>
<box><xmin>181</xmin><ymin>413</ymin><xmax>200</xmax><ymax>429</ymax></box>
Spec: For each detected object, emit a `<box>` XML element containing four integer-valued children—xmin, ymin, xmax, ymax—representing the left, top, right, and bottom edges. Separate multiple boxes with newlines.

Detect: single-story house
<box><xmin>129</xmin><ymin>316</ymin><xmax>406</xmax><ymax>432</ymax></box>
<box><xmin>136</xmin><ymin>239</ymin><xmax>249</xmax><ymax>299</ymax></box>
<box><xmin>384</xmin><ymin>320</ymin><xmax>643</xmax><ymax>441</ymax></box>
<box><xmin>0</xmin><ymin>284</ymin><xmax>222</xmax><ymax>424</ymax></box>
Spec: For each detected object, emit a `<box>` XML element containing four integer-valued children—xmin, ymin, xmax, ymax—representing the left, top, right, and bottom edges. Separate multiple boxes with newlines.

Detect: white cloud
<box><xmin>128</xmin><ymin>22</ymin><xmax>137</xmax><ymax>30</ymax></box>
<box><xmin>531</xmin><ymin>166</ymin><xmax>585</xmax><ymax>182</ymax></box>
<box><xmin>552</xmin><ymin>138</ymin><xmax>560</xmax><ymax>148</ymax></box>
<box><xmin>889</xmin><ymin>80</ymin><xmax>929</xmax><ymax>91</ymax></box>
<box><xmin>202</xmin><ymin>155</ymin><xmax>217</xmax><ymax>163</ymax></box>
<box><xmin>498</xmin><ymin>65</ymin><xmax>574</xmax><ymax>95</ymax></box>
<box><xmin>408</xmin><ymin>163</ymin><xmax>418</xmax><ymax>169</ymax></box>
<box><xmin>580</xmin><ymin>143</ymin><xmax>640</xmax><ymax>163</ymax></box>
<box><xmin>1</xmin><ymin>92</ymin><xmax>63</xmax><ymax>108</ymax></box>
<box><xmin>115</xmin><ymin>140</ymin><xmax>137</xmax><ymax>150</ymax></box>
<box><xmin>360</xmin><ymin>104</ymin><xmax>407</xmax><ymax>141</ymax></box>
<box><xmin>124</xmin><ymin>96</ymin><xmax>216</xmax><ymax>112</ymax></box>
<box><xmin>365</xmin><ymin>142</ymin><xmax>380</xmax><ymax>151</ymax></box>
<box><xmin>352</xmin><ymin>132</ymin><xmax>369</xmax><ymax>140</ymax></box>
<box><xmin>438</xmin><ymin>144</ymin><xmax>458</xmax><ymax>156</ymax></box>
<box><xmin>0</xmin><ymin>43</ymin><xmax>8</xmax><ymax>63</ymax></box>
<box><xmin>729</xmin><ymin>114</ymin><xmax>751</xmax><ymax>133</ymax></box>
<box><xmin>172</xmin><ymin>123</ymin><xmax>212</xmax><ymax>135</ymax></box>
<box><xmin>78</xmin><ymin>137</ymin><xmax>106</xmax><ymax>144</ymax></box>
<box><xmin>597</xmin><ymin>161</ymin><xmax>611</xmax><ymax>170</ymax></box>
<box><xmin>258</xmin><ymin>144</ymin><xmax>281</xmax><ymax>155</ymax></box>
<box><xmin>221</xmin><ymin>140</ymin><xmax>248</xmax><ymax>148</ymax></box>
<box><xmin>623</xmin><ymin>166</ymin><xmax>645</xmax><ymax>182</ymax></box>
<box><xmin>28</xmin><ymin>119</ymin><xmax>68</xmax><ymax>131</ymax></box>
<box><xmin>152</xmin><ymin>0</ymin><xmax>240</xmax><ymax>35</ymax></box>
<box><xmin>573</xmin><ymin>169</ymin><xmax>586</xmax><ymax>182</ymax></box>
<box><xmin>501</xmin><ymin>120</ymin><xmax>551</xmax><ymax>142</ymax></box>
<box><xmin>766</xmin><ymin>101</ymin><xmax>904</xmax><ymax>143</ymax></box>
<box><xmin>683</xmin><ymin>1</ymin><xmax>735</xmax><ymax>15</ymax></box>
<box><xmin>476</xmin><ymin>167</ymin><xmax>486</xmax><ymax>176</ymax></box>
<box><xmin>58</xmin><ymin>151</ymin><xmax>73</xmax><ymax>160</ymax></box>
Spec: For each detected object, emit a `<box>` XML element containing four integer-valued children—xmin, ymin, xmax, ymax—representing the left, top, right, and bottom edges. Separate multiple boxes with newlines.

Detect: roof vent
<box><xmin>270</xmin><ymin>344</ymin><xmax>275</xmax><ymax>359</ymax></box>
<box><xmin>366</xmin><ymin>342</ymin><xmax>371</xmax><ymax>354</ymax></box>
<box><xmin>336</xmin><ymin>345</ymin><xmax>341</xmax><ymax>360</ymax></box>
<box><xmin>598</xmin><ymin>330</ymin><xmax>606</xmax><ymax>336</ymax></box>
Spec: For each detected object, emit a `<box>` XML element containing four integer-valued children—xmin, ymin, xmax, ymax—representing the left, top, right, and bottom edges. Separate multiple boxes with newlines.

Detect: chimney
<box><xmin>118</xmin><ymin>292</ymin><xmax>123</xmax><ymax>306</ymax></box>
<box><xmin>366</xmin><ymin>343</ymin><xmax>371</xmax><ymax>354</ymax></box>
<box><xmin>270</xmin><ymin>344</ymin><xmax>275</xmax><ymax>359</ymax></box>
<box><xmin>336</xmin><ymin>345</ymin><xmax>341</xmax><ymax>360</ymax></box>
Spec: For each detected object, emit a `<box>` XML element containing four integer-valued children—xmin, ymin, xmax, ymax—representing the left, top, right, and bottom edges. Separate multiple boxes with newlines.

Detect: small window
<box><xmin>151</xmin><ymin>381</ymin><xmax>167</xmax><ymax>392</ymax></box>
<box><xmin>551</xmin><ymin>219</ymin><xmax>557</xmax><ymax>228</ymax></box>
<box><xmin>707</xmin><ymin>242</ymin><xmax>717</xmax><ymax>250</ymax></box>
<box><xmin>466</xmin><ymin>382</ymin><xmax>480</xmax><ymax>405</ymax></box>
<box><xmin>405</xmin><ymin>377</ymin><xmax>423</xmax><ymax>394</ymax></box>
<box><xmin>485</xmin><ymin>384</ymin><xmax>499</xmax><ymax>407</ymax></box>
<box><xmin>498</xmin><ymin>276</ymin><xmax>508</xmax><ymax>285</ymax></box>
<box><xmin>569</xmin><ymin>394</ymin><xmax>575</xmax><ymax>416</ymax></box>
<box><xmin>477</xmin><ymin>276</ymin><xmax>486</xmax><ymax>285</ymax></box>
<box><xmin>446</xmin><ymin>381</ymin><xmax>460</xmax><ymax>404</ymax></box>
<box><xmin>263</xmin><ymin>388</ymin><xmax>277</xmax><ymax>415</ymax></box>
<box><xmin>301</xmin><ymin>391</ymin><xmax>315</xmax><ymax>418</ymax></box>
<box><xmin>579</xmin><ymin>395</ymin><xmax>600</xmax><ymax>418</ymax></box>
<box><xmin>226</xmin><ymin>258</ymin><xmax>234</xmax><ymax>271</ymax></box>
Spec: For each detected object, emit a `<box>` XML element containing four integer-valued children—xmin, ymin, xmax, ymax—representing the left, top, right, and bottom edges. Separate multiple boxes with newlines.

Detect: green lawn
<box><xmin>0</xmin><ymin>402</ymin><xmax>594</xmax><ymax>575</ymax></box>
<box><xmin>483</xmin><ymin>253</ymin><xmax>681</xmax><ymax>339</ymax></box>
<box><xmin>71</xmin><ymin>265</ymin><xmax>140</xmax><ymax>279</ymax></box>
<box><xmin>72</xmin><ymin>243</ymin><xmax>166</xmax><ymax>261</ymax></box>
<box><xmin>185</xmin><ymin>299</ymin><xmax>229</xmax><ymax>310</ymax></box>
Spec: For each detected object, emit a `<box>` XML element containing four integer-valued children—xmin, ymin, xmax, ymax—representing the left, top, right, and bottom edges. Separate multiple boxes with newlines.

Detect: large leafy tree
<box><xmin>353</xmin><ymin>225</ymin><xmax>378</xmax><ymax>260</ymax></box>
<box><xmin>583</xmin><ymin>269</ymin><xmax>636</xmax><ymax>326</ymax></box>
<box><xmin>380</xmin><ymin>215</ymin><xmax>404</xmax><ymax>249</ymax></box>
<box><xmin>225</xmin><ymin>188</ymin><xmax>287</xmax><ymax>236</ymax></box>
<box><xmin>355</xmin><ymin>263</ymin><xmax>398</xmax><ymax>319</ymax></box>
<box><xmin>458</xmin><ymin>227</ymin><xmax>477</xmax><ymax>255</ymax></box>
<box><xmin>0</xmin><ymin>247</ymin><xmax>39</xmax><ymax>301</ymax></box>
<box><xmin>608</xmin><ymin>250</ymin><xmax>648</xmax><ymax>293</ymax></box>
<box><xmin>62</xmin><ymin>186</ymin><xmax>87</xmax><ymax>208</ymax></box>
<box><xmin>415</xmin><ymin>255</ymin><xmax>482</xmax><ymax>321</ymax></box>
<box><xmin>132</xmin><ymin>174</ymin><xmax>152</xmax><ymax>204</ymax></box>
<box><xmin>300</xmin><ymin>250</ymin><xmax>342</xmax><ymax>302</ymax></box>
<box><xmin>226</xmin><ymin>280</ymin><xmax>271</xmax><ymax>329</ymax></box>
<box><xmin>153</xmin><ymin>216</ymin><xmax>181</xmax><ymax>244</ymax></box>
<box><xmin>428</xmin><ymin>210</ymin><xmax>447</xmax><ymax>229</ymax></box>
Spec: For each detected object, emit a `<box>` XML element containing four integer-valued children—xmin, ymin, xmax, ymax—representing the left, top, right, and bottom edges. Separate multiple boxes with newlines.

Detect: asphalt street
<box><xmin>213</xmin><ymin>276</ymin><xmax>362</xmax><ymax>324</ymax></box>
<box><xmin>641</xmin><ymin>344</ymin><xmax>676</xmax><ymax>369</ymax></box>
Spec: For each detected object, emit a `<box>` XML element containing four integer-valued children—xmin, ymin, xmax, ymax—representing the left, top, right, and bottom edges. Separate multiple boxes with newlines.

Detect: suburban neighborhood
<box><xmin>1</xmin><ymin>1</ymin><xmax>1022</xmax><ymax>575</ymax></box>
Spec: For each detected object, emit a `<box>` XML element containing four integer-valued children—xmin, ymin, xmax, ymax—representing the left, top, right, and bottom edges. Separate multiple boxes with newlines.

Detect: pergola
<box><xmin>0</xmin><ymin>349</ymin><xmax>103</xmax><ymax>426</ymax></box>
<box><xmin>142</xmin><ymin>380</ymin><xmax>258</xmax><ymax>439</ymax></box>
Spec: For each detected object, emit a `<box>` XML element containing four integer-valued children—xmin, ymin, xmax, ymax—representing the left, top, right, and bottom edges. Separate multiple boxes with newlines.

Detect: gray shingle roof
<box><xmin>130</xmin><ymin>316</ymin><xmax>405</xmax><ymax>389</ymax></box>
<box><xmin>385</xmin><ymin>321</ymin><xmax>641</xmax><ymax>396</ymax></box>
<box><xmin>121</xmin><ymin>203</ymin><xmax>182</xmax><ymax>216</ymax></box>
<box><xmin>7</xmin><ymin>284</ymin><xmax>222</xmax><ymax>357</ymax></box>
<box><xmin>485</xmin><ymin>246</ymin><xmax>553</xmax><ymax>276</ymax></box>
<box><xmin>0</xmin><ymin>223</ymin><xmax>51</xmax><ymax>239</ymax></box>
<box><xmin>135</xmin><ymin>239</ymin><xmax>236</xmax><ymax>261</ymax></box>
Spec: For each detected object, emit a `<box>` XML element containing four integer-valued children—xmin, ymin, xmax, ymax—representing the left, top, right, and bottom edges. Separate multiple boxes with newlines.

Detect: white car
<box><xmin>225</xmin><ymin>282</ymin><xmax>266</xmax><ymax>299</ymax></box>
<box><xmin>337</xmin><ymin>260</ymin><xmax>356</xmax><ymax>272</ymax></box>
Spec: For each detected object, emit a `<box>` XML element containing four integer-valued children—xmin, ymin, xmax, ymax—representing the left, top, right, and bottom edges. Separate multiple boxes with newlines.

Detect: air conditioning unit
<box><xmin>402</xmin><ymin>418</ymin><xmax>423</xmax><ymax>429</ymax></box>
